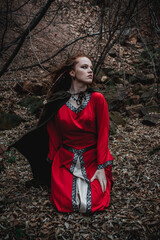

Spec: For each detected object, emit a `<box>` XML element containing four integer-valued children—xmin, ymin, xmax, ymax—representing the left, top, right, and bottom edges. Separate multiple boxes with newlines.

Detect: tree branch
<box><xmin>9</xmin><ymin>31</ymin><xmax>108</xmax><ymax>72</ymax></box>
<box><xmin>0</xmin><ymin>0</ymin><xmax>56</xmax><ymax>78</ymax></box>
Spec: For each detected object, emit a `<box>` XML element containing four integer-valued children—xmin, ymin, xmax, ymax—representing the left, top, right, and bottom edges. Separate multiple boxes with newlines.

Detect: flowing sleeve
<box><xmin>46</xmin><ymin>117</ymin><xmax>62</xmax><ymax>162</ymax></box>
<box><xmin>95</xmin><ymin>92</ymin><xmax>113</xmax><ymax>169</ymax></box>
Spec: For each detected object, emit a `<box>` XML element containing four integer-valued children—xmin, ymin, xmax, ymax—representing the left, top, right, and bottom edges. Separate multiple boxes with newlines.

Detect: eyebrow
<box><xmin>81</xmin><ymin>63</ymin><xmax>93</xmax><ymax>67</ymax></box>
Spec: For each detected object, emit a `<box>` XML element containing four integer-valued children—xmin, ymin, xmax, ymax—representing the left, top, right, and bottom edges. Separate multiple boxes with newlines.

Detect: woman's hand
<box><xmin>91</xmin><ymin>168</ymin><xmax>107</xmax><ymax>192</ymax></box>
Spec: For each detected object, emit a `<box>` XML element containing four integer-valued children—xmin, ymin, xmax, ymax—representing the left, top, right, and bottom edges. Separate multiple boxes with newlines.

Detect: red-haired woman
<box><xmin>5</xmin><ymin>54</ymin><xmax>114</xmax><ymax>213</ymax></box>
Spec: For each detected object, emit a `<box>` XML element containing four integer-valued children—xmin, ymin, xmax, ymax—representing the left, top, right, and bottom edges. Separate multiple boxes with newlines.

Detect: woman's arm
<box><xmin>91</xmin><ymin>93</ymin><xmax>113</xmax><ymax>192</ymax></box>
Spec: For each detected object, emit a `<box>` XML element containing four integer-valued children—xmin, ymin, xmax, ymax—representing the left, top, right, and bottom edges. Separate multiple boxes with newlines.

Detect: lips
<box><xmin>87</xmin><ymin>75</ymin><xmax>93</xmax><ymax>78</ymax></box>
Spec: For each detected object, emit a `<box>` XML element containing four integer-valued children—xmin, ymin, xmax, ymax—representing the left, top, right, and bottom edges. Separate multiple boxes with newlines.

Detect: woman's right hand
<box><xmin>91</xmin><ymin>168</ymin><xmax>107</xmax><ymax>192</ymax></box>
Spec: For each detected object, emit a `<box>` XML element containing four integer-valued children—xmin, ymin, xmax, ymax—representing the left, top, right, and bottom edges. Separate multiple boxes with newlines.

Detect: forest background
<box><xmin>0</xmin><ymin>0</ymin><xmax>160</xmax><ymax>239</ymax></box>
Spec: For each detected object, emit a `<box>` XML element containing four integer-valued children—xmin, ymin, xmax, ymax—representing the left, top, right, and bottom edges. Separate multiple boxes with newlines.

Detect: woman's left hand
<box><xmin>91</xmin><ymin>168</ymin><xmax>107</xmax><ymax>192</ymax></box>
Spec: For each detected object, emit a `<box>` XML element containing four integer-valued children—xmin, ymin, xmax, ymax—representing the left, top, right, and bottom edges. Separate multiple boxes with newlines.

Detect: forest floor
<box><xmin>0</xmin><ymin>0</ymin><xmax>160</xmax><ymax>239</ymax></box>
<box><xmin>0</xmin><ymin>87</ymin><xmax>160</xmax><ymax>239</ymax></box>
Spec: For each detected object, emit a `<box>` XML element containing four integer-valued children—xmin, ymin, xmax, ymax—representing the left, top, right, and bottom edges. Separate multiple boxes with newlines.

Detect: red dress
<box><xmin>47</xmin><ymin>92</ymin><xmax>113</xmax><ymax>213</ymax></box>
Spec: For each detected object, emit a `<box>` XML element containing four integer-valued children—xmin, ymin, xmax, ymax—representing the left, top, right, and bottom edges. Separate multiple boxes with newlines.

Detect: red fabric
<box><xmin>47</xmin><ymin>92</ymin><xmax>113</xmax><ymax>212</ymax></box>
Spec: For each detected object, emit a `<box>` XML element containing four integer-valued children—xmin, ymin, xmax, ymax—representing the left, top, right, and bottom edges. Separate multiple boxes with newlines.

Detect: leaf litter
<box><xmin>0</xmin><ymin>81</ymin><xmax>160</xmax><ymax>240</ymax></box>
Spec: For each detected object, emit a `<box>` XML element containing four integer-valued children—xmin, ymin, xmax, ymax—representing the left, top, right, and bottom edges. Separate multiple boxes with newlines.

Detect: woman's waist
<box><xmin>62</xmin><ymin>143</ymin><xmax>97</xmax><ymax>153</ymax></box>
<box><xmin>62</xmin><ymin>138</ymin><xmax>97</xmax><ymax>150</ymax></box>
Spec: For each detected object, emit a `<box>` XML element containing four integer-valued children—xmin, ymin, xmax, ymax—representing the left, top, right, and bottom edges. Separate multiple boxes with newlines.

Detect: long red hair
<box><xmin>48</xmin><ymin>53</ymin><xmax>95</xmax><ymax>98</ymax></box>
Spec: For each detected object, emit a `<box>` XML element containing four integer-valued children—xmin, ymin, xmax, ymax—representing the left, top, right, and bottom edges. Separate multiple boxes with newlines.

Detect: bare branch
<box><xmin>9</xmin><ymin>31</ymin><xmax>108</xmax><ymax>72</ymax></box>
<box><xmin>0</xmin><ymin>0</ymin><xmax>56</xmax><ymax>78</ymax></box>
<box><xmin>94</xmin><ymin>0</ymin><xmax>139</xmax><ymax>76</ymax></box>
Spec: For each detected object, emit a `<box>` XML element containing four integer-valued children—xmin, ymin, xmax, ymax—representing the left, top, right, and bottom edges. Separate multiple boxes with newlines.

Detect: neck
<box><xmin>69</xmin><ymin>81</ymin><xmax>87</xmax><ymax>94</ymax></box>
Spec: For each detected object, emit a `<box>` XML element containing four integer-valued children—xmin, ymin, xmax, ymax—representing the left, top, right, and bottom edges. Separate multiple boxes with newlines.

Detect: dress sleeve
<box><xmin>95</xmin><ymin>93</ymin><xmax>113</xmax><ymax>169</ymax></box>
<box><xmin>46</xmin><ymin>118</ymin><xmax>62</xmax><ymax>161</ymax></box>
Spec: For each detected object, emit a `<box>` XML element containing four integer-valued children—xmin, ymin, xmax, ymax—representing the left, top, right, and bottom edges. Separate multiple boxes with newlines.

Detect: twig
<box><xmin>0</xmin><ymin>0</ymin><xmax>56</xmax><ymax>78</ymax></box>
<box><xmin>8</xmin><ymin>31</ymin><xmax>108</xmax><ymax>72</ymax></box>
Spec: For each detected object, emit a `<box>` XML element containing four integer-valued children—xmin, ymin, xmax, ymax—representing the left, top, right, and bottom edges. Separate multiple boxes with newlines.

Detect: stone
<box><xmin>126</xmin><ymin>104</ymin><xmax>143</xmax><ymax>116</ymax></box>
<box><xmin>146</xmin><ymin>74</ymin><xmax>155</xmax><ymax>80</ymax></box>
<box><xmin>0</xmin><ymin>112</ymin><xmax>23</xmax><ymax>130</ymax></box>
<box><xmin>141</xmin><ymin>50</ymin><xmax>149</xmax><ymax>59</ymax></box>
<box><xmin>140</xmin><ymin>105</ymin><xmax>160</xmax><ymax>116</ymax></box>
<box><xmin>139</xmin><ymin>75</ymin><xmax>155</xmax><ymax>84</ymax></box>
<box><xmin>14</xmin><ymin>81</ymin><xmax>48</xmax><ymax>96</ymax></box>
<box><xmin>109</xmin><ymin>120</ymin><xmax>117</xmax><ymax>135</ymax></box>
<box><xmin>18</xmin><ymin>96</ymin><xmax>42</xmax><ymax>114</ymax></box>
<box><xmin>129</xmin><ymin>37</ymin><xmax>137</xmax><ymax>44</ymax></box>
<box><xmin>129</xmin><ymin>76</ymin><xmax>139</xmax><ymax>84</ymax></box>
<box><xmin>142</xmin><ymin>114</ymin><xmax>160</xmax><ymax>126</ymax></box>
<box><xmin>109</xmin><ymin>111</ymin><xmax>126</xmax><ymax>126</ymax></box>
<box><xmin>140</xmin><ymin>90</ymin><xmax>156</xmax><ymax>101</ymax></box>
<box><xmin>109</xmin><ymin>49</ymin><xmax>117</xmax><ymax>58</ymax></box>
<box><xmin>129</xmin><ymin>95</ymin><xmax>140</xmax><ymax>104</ymax></box>
<box><xmin>101</xmin><ymin>76</ymin><xmax>108</xmax><ymax>83</ymax></box>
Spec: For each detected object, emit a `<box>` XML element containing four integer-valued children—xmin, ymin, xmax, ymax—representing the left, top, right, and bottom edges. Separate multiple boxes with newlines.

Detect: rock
<box><xmin>132</xmin><ymin>83</ymin><xmax>145</xmax><ymax>94</ymax></box>
<box><xmin>14</xmin><ymin>81</ymin><xmax>48</xmax><ymax>96</ymax></box>
<box><xmin>103</xmin><ymin>85</ymin><xmax>127</xmax><ymax>111</ymax></box>
<box><xmin>18</xmin><ymin>96</ymin><xmax>42</xmax><ymax>114</ymax></box>
<box><xmin>139</xmin><ymin>75</ymin><xmax>155</xmax><ymax>84</ymax></box>
<box><xmin>109</xmin><ymin>120</ymin><xmax>117</xmax><ymax>135</ymax></box>
<box><xmin>141</xmin><ymin>50</ymin><xmax>150</xmax><ymax>59</ymax></box>
<box><xmin>109</xmin><ymin>111</ymin><xmax>126</xmax><ymax>126</ymax></box>
<box><xmin>133</xmin><ymin>58</ymin><xmax>141</xmax><ymax>64</ymax></box>
<box><xmin>142</xmin><ymin>114</ymin><xmax>160</xmax><ymax>126</ymax></box>
<box><xmin>115</xmin><ymin>85</ymin><xmax>127</xmax><ymax>101</ymax></box>
<box><xmin>140</xmin><ymin>105</ymin><xmax>160</xmax><ymax>116</ymax></box>
<box><xmin>146</xmin><ymin>74</ymin><xmax>155</xmax><ymax>80</ymax></box>
<box><xmin>125</xmin><ymin>126</ymin><xmax>134</xmax><ymax>132</ymax></box>
<box><xmin>140</xmin><ymin>90</ymin><xmax>156</xmax><ymax>101</ymax></box>
<box><xmin>129</xmin><ymin>76</ymin><xmax>139</xmax><ymax>84</ymax></box>
<box><xmin>129</xmin><ymin>37</ymin><xmax>137</xmax><ymax>44</ymax></box>
<box><xmin>102</xmin><ymin>68</ymin><xmax>114</xmax><ymax>75</ymax></box>
<box><xmin>0</xmin><ymin>112</ymin><xmax>23</xmax><ymax>130</ymax></box>
<box><xmin>129</xmin><ymin>95</ymin><xmax>140</xmax><ymax>104</ymax></box>
<box><xmin>129</xmin><ymin>72</ymin><xmax>155</xmax><ymax>85</ymax></box>
<box><xmin>101</xmin><ymin>76</ymin><xmax>108</xmax><ymax>83</ymax></box>
<box><xmin>101</xmin><ymin>86</ymin><xmax>117</xmax><ymax>103</ymax></box>
<box><xmin>109</xmin><ymin>49</ymin><xmax>117</xmax><ymax>58</ymax></box>
<box><xmin>126</xmin><ymin>104</ymin><xmax>143</xmax><ymax>116</ymax></box>
<box><xmin>95</xmin><ymin>69</ymin><xmax>106</xmax><ymax>82</ymax></box>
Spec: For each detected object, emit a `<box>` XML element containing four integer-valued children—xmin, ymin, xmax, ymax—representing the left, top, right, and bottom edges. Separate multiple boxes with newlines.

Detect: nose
<box><xmin>88</xmin><ymin>67</ymin><xmax>93</xmax><ymax>73</ymax></box>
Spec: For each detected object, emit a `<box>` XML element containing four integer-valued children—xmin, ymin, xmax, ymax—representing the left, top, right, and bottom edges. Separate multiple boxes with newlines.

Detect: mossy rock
<box><xmin>140</xmin><ymin>105</ymin><xmax>160</xmax><ymax>116</ymax></box>
<box><xmin>18</xmin><ymin>96</ymin><xmax>42</xmax><ymax>114</ymax></box>
<box><xmin>0</xmin><ymin>112</ymin><xmax>23</xmax><ymax>130</ymax></box>
<box><xmin>109</xmin><ymin>120</ymin><xmax>117</xmax><ymax>135</ymax></box>
<box><xmin>109</xmin><ymin>111</ymin><xmax>126</xmax><ymax>126</ymax></box>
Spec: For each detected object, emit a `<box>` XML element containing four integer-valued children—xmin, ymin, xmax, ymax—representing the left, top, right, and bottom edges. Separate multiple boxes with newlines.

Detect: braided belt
<box><xmin>63</xmin><ymin>144</ymin><xmax>96</xmax><ymax>154</ymax></box>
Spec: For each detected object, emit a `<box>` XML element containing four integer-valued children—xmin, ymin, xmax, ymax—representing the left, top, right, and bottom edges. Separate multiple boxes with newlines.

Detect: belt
<box><xmin>63</xmin><ymin>144</ymin><xmax>96</xmax><ymax>154</ymax></box>
<box><xmin>63</xmin><ymin>144</ymin><xmax>96</xmax><ymax>213</ymax></box>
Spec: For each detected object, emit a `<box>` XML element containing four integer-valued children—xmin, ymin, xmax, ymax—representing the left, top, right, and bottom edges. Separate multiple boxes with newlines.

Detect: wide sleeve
<box><xmin>46</xmin><ymin>117</ymin><xmax>62</xmax><ymax>162</ymax></box>
<box><xmin>95</xmin><ymin>93</ymin><xmax>113</xmax><ymax>169</ymax></box>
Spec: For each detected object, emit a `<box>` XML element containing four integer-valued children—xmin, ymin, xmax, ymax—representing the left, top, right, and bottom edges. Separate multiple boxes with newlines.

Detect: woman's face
<box><xmin>70</xmin><ymin>57</ymin><xmax>93</xmax><ymax>85</ymax></box>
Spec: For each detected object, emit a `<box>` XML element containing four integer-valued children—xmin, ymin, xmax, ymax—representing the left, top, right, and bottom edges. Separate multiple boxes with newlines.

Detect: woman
<box><xmin>4</xmin><ymin>54</ymin><xmax>114</xmax><ymax>213</ymax></box>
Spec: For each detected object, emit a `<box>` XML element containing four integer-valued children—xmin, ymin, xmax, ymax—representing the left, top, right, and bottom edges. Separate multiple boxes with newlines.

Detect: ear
<box><xmin>69</xmin><ymin>70</ymin><xmax>75</xmax><ymax>77</ymax></box>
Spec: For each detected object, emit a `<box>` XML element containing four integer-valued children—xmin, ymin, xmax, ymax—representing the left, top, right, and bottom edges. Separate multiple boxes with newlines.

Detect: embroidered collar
<box><xmin>66</xmin><ymin>93</ymin><xmax>91</xmax><ymax>114</ymax></box>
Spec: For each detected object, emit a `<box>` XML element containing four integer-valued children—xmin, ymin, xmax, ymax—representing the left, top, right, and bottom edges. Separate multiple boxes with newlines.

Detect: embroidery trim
<box><xmin>66</xmin><ymin>93</ymin><xmax>91</xmax><ymax>113</ymax></box>
<box><xmin>97</xmin><ymin>160</ymin><xmax>113</xmax><ymax>170</ymax></box>
<box><xmin>64</xmin><ymin>145</ymin><xmax>94</xmax><ymax>213</ymax></box>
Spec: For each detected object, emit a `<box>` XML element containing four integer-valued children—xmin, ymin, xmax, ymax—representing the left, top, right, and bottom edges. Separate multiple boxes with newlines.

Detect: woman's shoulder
<box><xmin>91</xmin><ymin>91</ymin><xmax>106</xmax><ymax>101</ymax></box>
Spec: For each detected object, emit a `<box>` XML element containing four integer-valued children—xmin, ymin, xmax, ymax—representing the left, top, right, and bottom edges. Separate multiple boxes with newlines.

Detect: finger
<box><xmin>99</xmin><ymin>179</ymin><xmax>104</xmax><ymax>192</ymax></box>
<box><xmin>104</xmin><ymin>179</ymin><xmax>107</xmax><ymax>192</ymax></box>
<box><xmin>101</xmin><ymin>179</ymin><xmax>107</xmax><ymax>192</ymax></box>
